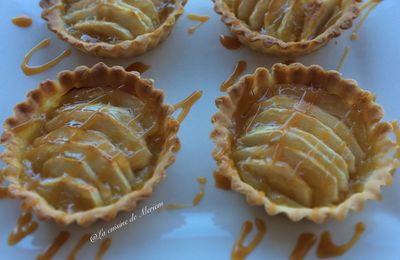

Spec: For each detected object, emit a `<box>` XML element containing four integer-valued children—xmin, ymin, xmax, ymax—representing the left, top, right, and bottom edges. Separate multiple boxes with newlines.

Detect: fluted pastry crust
<box><xmin>213</xmin><ymin>0</ymin><xmax>361</xmax><ymax>56</ymax></box>
<box><xmin>0</xmin><ymin>63</ymin><xmax>180</xmax><ymax>226</ymax></box>
<box><xmin>211</xmin><ymin>63</ymin><xmax>398</xmax><ymax>223</ymax></box>
<box><xmin>40</xmin><ymin>0</ymin><xmax>187</xmax><ymax>58</ymax></box>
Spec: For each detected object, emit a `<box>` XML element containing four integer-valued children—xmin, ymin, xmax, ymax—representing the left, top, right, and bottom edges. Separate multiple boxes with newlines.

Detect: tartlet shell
<box><xmin>0</xmin><ymin>62</ymin><xmax>181</xmax><ymax>226</ymax></box>
<box><xmin>213</xmin><ymin>0</ymin><xmax>361</xmax><ymax>57</ymax></box>
<box><xmin>210</xmin><ymin>63</ymin><xmax>398</xmax><ymax>223</ymax></box>
<box><xmin>39</xmin><ymin>0</ymin><xmax>187</xmax><ymax>58</ymax></box>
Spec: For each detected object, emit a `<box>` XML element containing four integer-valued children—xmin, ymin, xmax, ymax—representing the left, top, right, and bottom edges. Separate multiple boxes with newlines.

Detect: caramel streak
<box><xmin>0</xmin><ymin>174</ymin><xmax>9</xmax><ymax>199</ymax></box>
<box><xmin>8</xmin><ymin>213</ymin><xmax>39</xmax><ymax>245</ymax></box>
<box><xmin>220</xmin><ymin>60</ymin><xmax>247</xmax><ymax>92</ymax></box>
<box><xmin>173</xmin><ymin>91</ymin><xmax>203</xmax><ymax>123</ymax></box>
<box><xmin>192</xmin><ymin>177</ymin><xmax>207</xmax><ymax>206</ymax></box>
<box><xmin>214</xmin><ymin>171</ymin><xmax>231</xmax><ymax>190</ymax></box>
<box><xmin>317</xmin><ymin>222</ymin><xmax>365</xmax><ymax>258</ymax></box>
<box><xmin>21</xmin><ymin>38</ymin><xmax>71</xmax><ymax>76</ymax></box>
<box><xmin>219</xmin><ymin>35</ymin><xmax>242</xmax><ymax>50</ymax></box>
<box><xmin>290</xmin><ymin>233</ymin><xmax>317</xmax><ymax>260</ymax></box>
<box><xmin>0</xmin><ymin>187</ymin><xmax>9</xmax><ymax>199</ymax></box>
<box><xmin>351</xmin><ymin>0</ymin><xmax>382</xmax><ymax>40</ymax></box>
<box><xmin>336</xmin><ymin>47</ymin><xmax>350</xmax><ymax>71</ymax></box>
<box><xmin>95</xmin><ymin>238</ymin><xmax>112</xmax><ymax>260</ymax></box>
<box><xmin>125</xmin><ymin>62</ymin><xmax>150</xmax><ymax>74</ymax></box>
<box><xmin>231</xmin><ymin>218</ymin><xmax>267</xmax><ymax>260</ymax></box>
<box><xmin>187</xmin><ymin>14</ymin><xmax>210</xmax><ymax>34</ymax></box>
<box><xmin>37</xmin><ymin>231</ymin><xmax>70</xmax><ymax>260</ymax></box>
<box><xmin>12</xmin><ymin>15</ymin><xmax>32</xmax><ymax>27</ymax></box>
<box><xmin>166</xmin><ymin>177</ymin><xmax>208</xmax><ymax>209</ymax></box>
<box><xmin>67</xmin><ymin>234</ymin><xmax>91</xmax><ymax>260</ymax></box>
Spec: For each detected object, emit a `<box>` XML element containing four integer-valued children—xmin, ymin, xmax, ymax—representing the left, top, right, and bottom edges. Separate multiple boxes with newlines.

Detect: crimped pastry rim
<box><xmin>0</xmin><ymin>62</ymin><xmax>181</xmax><ymax>226</ymax></box>
<box><xmin>39</xmin><ymin>0</ymin><xmax>187</xmax><ymax>58</ymax></box>
<box><xmin>210</xmin><ymin>63</ymin><xmax>398</xmax><ymax>223</ymax></box>
<box><xmin>213</xmin><ymin>0</ymin><xmax>361</xmax><ymax>57</ymax></box>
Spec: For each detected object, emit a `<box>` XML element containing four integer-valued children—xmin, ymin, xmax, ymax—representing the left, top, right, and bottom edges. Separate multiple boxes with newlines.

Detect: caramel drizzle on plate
<box><xmin>336</xmin><ymin>47</ymin><xmax>350</xmax><ymax>71</ymax></box>
<box><xmin>219</xmin><ymin>35</ymin><xmax>242</xmax><ymax>50</ymax></box>
<box><xmin>12</xmin><ymin>15</ymin><xmax>32</xmax><ymax>27</ymax></box>
<box><xmin>95</xmin><ymin>238</ymin><xmax>112</xmax><ymax>260</ymax></box>
<box><xmin>173</xmin><ymin>90</ymin><xmax>203</xmax><ymax>123</ymax></box>
<box><xmin>36</xmin><ymin>231</ymin><xmax>70</xmax><ymax>260</ymax></box>
<box><xmin>192</xmin><ymin>177</ymin><xmax>207</xmax><ymax>206</ymax></box>
<box><xmin>317</xmin><ymin>222</ymin><xmax>365</xmax><ymax>258</ymax></box>
<box><xmin>187</xmin><ymin>14</ymin><xmax>210</xmax><ymax>34</ymax></box>
<box><xmin>231</xmin><ymin>218</ymin><xmax>267</xmax><ymax>260</ymax></box>
<box><xmin>125</xmin><ymin>62</ymin><xmax>150</xmax><ymax>74</ymax></box>
<box><xmin>351</xmin><ymin>0</ymin><xmax>382</xmax><ymax>40</ymax></box>
<box><xmin>8</xmin><ymin>212</ymin><xmax>39</xmax><ymax>245</ymax></box>
<box><xmin>67</xmin><ymin>234</ymin><xmax>91</xmax><ymax>260</ymax></box>
<box><xmin>220</xmin><ymin>60</ymin><xmax>247</xmax><ymax>92</ymax></box>
<box><xmin>0</xmin><ymin>173</ymin><xmax>9</xmax><ymax>199</ymax></box>
<box><xmin>166</xmin><ymin>176</ymin><xmax>208</xmax><ymax>209</ymax></box>
<box><xmin>21</xmin><ymin>38</ymin><xmax>71</xmax><ymax>76</ymax></box>
<box><xmin>214</xmin><ymin>171</ymin><xmax>231</xmax><ymax>190</ymax></box>
<box><xmin>290</xmin><ymin>233</ymin><xmax>317</xmax><ymax>260</ymax></box>
<box><xmin>0</xmin><ymin>187</ymin><xmax>9</xmax><ymax>199</ymax></box>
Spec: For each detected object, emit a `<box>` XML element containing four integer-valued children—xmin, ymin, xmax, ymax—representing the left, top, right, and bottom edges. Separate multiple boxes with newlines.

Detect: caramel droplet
<box><xmin>220</xmin><ymin>60</ymin><xmax>247</xmax><ymax>92</ymax></box>
<box><xmin>231</xmin><ymin>218</ymin><xmax>267</xmax><ymax>260</ymax></box>
<box><xmin>37</xmin><ymin>231</ymin><xmax>70</xmax><ymax>260</ymax></box>
<box><xmin>125</xmin><ymin>62</ymin><xmax>150</xmax><ymax>74</ymax></box>
<box><xmin>187</xmin><ymin>14</ymin><xmax>209</xmax><ymax>34</ymax></box>
<box><xmin>290</xmin><ymin>232</ymin><xmax>317</xmax><ymax>260</ymax></box>
<box><xmin>21</xmin><ymin>38</ymin><xmax>71</xmax><ymax>76</ymax></box>
<box><xmin>219</xmin><ymin>35</ymin><xmax>242</xmax><ymax>50</ymax></box>
<box><xmin>317</xmin><ymin>222</ymin><xmax>366</xmax><ymax>258</ymax></box>
<box><xmin>8</xmin><ymin>213</ymin><xmax>39</xmax><ymax>246</ymax></box>
<box><xmin>12</xmin><ymin>15</ymin><xmax>32</xmax><ymax>27</ymax></box>
<box><xmin>173</xmin><ymin>90</ymin><xmax>203</xmax><ymax>123</ymax></box>
<box><xmin>95</xmin><ymin>238</ymin><xmax>112</xmax><ymax>260</ymax></box>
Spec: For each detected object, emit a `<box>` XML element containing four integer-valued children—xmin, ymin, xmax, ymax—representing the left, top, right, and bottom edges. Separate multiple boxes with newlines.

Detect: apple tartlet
<box><xmin>0</xmin><ymin>63</ymin><xmax>180</xmax><ymax>226</ymax></box>
<box><xmin>211</xmin><ymin>63</ymin><xmax>398</xmax><ymax>223</ymax></box>
<box><xmin>213</xmin><ymin>0</ymin><xmax>361</xmax><ymax>56</ymax></box>
<box><xmin>40</xmin><ymin>0</ymin><xmax>187</xmax><ymax>58</ymax></box>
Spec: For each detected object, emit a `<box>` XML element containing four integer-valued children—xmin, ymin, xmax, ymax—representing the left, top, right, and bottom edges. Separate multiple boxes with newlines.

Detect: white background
<box><xmin>0</xmin><ymin>1</ymin><xmax>399</xmax><ymax>259</ymax></box>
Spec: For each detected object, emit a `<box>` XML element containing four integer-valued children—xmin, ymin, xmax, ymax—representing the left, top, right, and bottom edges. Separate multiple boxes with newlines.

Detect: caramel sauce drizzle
<box><xmin>8</xmin><ymin>212</ymin><xmax>39</xmax><ymax>245</ymax></box>
<box><xmin>37</xmin><ymin>231</ymin><xmax>70</xmax><ymax>260</ymax></box>
<box><xmin>220</xmin><ymin>60</ymin><xmax>247</xmax><ymax>92</ymax></box>
<box><xmin>95</xmin><ymin>238</ymin><xmax>112</xmax><ymax>260</ymax></box>
<box><xmin>0</xmin><ymin>173</ymin><xmax>9</xmax><ymax>199</ymax></box>
<box><xmin>336</xmin><ymin>47</ymin><xmax>350</xmax><ymax>71</ymax></box>
<box><xmin>219</xmin><ymin>35</ymin><xmax>242</xmax><ymax>50</ymax></box>
<box><xmin>173</xmin><ymin>90</ymin><xmax>203</xmax><ymax>123</ymax></box>
<box><xmin>231</xmin><ymin>218</ymin><xmax>267</xmax><ymax>260</ymax></box>
<box><xmin>21</xmin><ymin>38</ymin><xmax>71</xmax><ymax>76</ymax></box>
<box><xmin>351</xmin><ymin>0</ymin><xmax>382</xmax><ymax>40</ymax></box>
<box><xmin>125</xmin><ymin>62</ymin><xmax>150</xmax><ymax>74</ymax></box>
<box><xmin>187</xmin><ymin>14</ymin><xmax>210</xmax><ymax>34</ymax></box>
<box><xmin>214</xmin><ymin>171</ymin><xmax>231</xmax><ymax>190</ymax></box>
<box><xmin>0</xmin><ymin>187</ymin><xmax>8</xmax><ymax>199</ymax></box>
<box><xmin>317</xmin><ymin>222</ymin><xmax>365</xmax><ymax>258</ymax></box>
<box><xmin>67</xmin><ymin>234</ymin><xmax>91</xmax><ymax>260</ymax></box>
<box><xmin>12</xmin><ymin>15</ymin><xmax>32</xmax><ymax>27</ymax></box>
<box><xmin>192</xmin><ymin>177</ymin><xmax>207</xmax><ymax>206</ymax></box>
<box><xmin>290</xmin><ymin>233</ymin><xmax>317</xmax><ymax>260</ymax></box>
<box><xmin>166</xmin><ymin>177</ymin><xmax>208</xmax><ymax>209</ymax></box>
